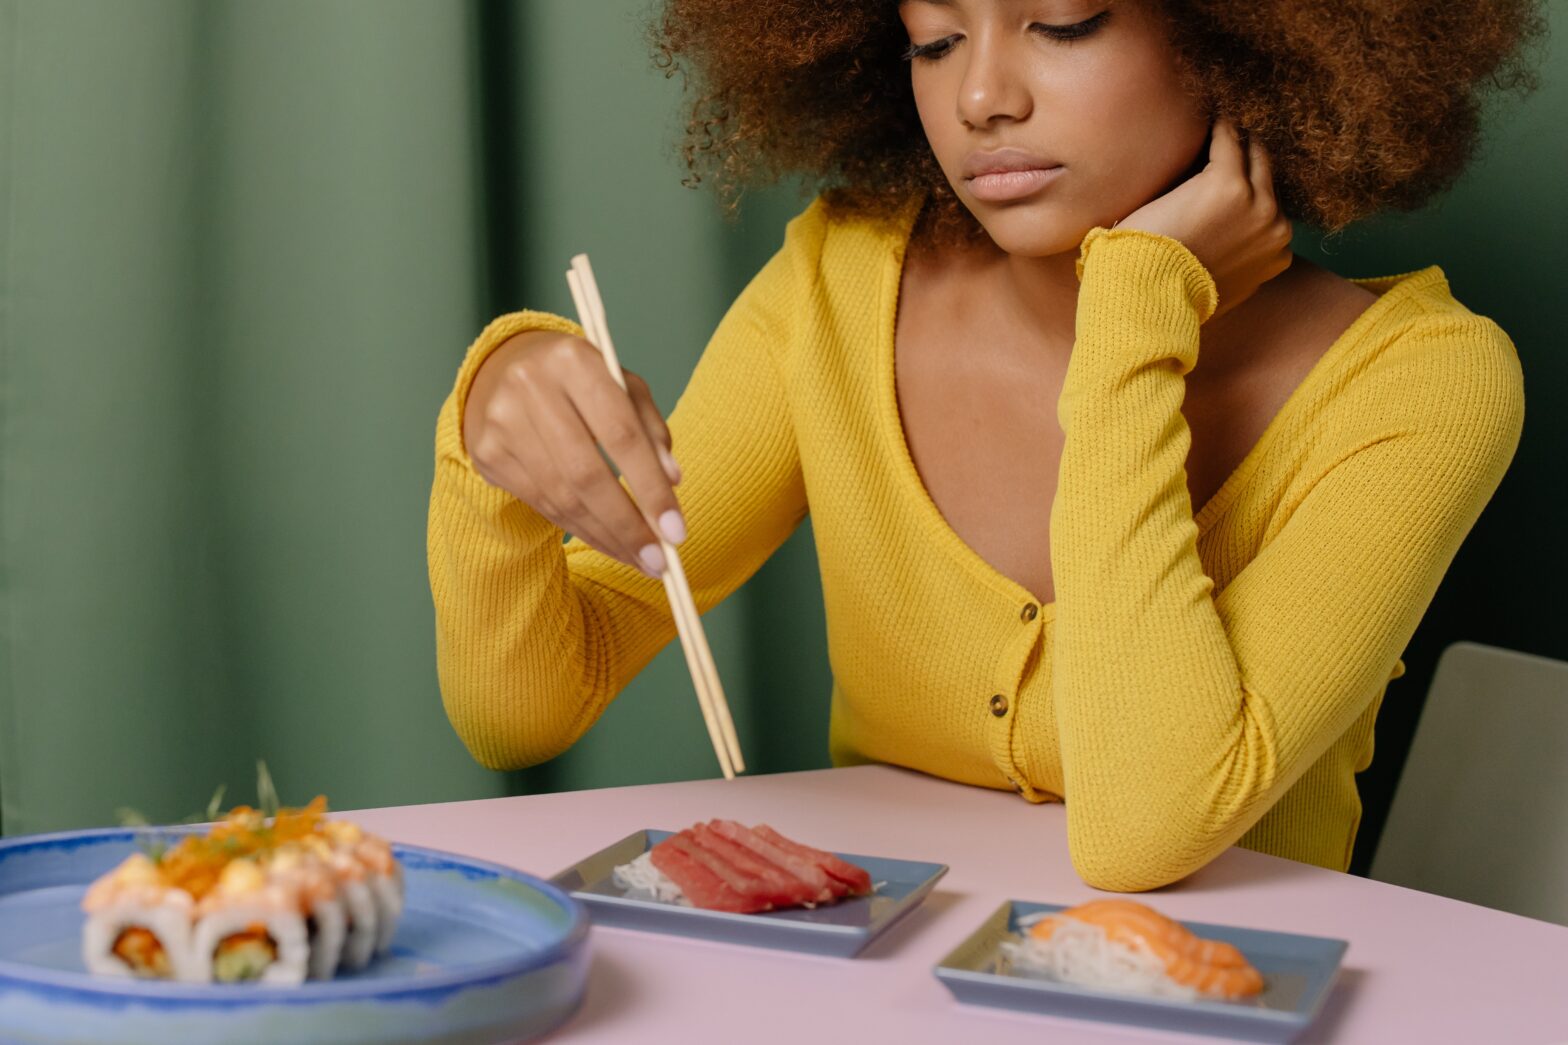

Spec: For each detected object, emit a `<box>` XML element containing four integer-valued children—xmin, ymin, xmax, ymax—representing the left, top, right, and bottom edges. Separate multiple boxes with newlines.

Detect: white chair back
<box><xmin>1371</xmin><ymin>640</ymin><xmax>1568</xmax><ymax>926</ymax></box>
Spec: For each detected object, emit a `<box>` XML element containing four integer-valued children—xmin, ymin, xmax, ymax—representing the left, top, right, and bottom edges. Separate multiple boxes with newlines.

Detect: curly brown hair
<box><xmin>646</xmin><ymin>0</ymin><xmax>1550</xmax><ymax>249</ymax></box>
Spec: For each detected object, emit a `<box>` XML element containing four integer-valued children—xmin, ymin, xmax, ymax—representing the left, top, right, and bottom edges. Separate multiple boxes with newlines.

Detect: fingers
<box><xmin>1244</xmin><ymin>132</ymin><xmax>1293</xmax><ymax>256</ymax></box>
<box><xmin>1247</xmin><ymin>133</ymin><xmax>1277</xmax><ymax>205</ymax></box>
<box><xmin>505</xmin><ymin>395</ymin><xmax>647</xmax><ymax>573</ymax></box>
<box><xmin>477</xmin><ymin>402</ymin><xmax>634</xmax><ymax>571</ymax></box>
<box><xmin>1218</xmin><ymin>118</ymin><xmax>1287</xmax><ymax>239</ymax></box>
<box><xmin>522</xmin><ymin>374</ymin><xmax>672</xmax><ymax>578</ymax></box>
<box><xmin>463</xmin><ymin>332</ymin><xmax>686</xmax><ymax>579</ymax></box>
<box><xmin>1206</xmin><ymin>116</ymin><xmax>1245</xmax><ymax>178</ymax></box>
<box><xmin>570</xmin><ymin>365</ymin><xmax>687</xmax><ymax>547</ymax></box>
<box><xmin>625</xmin><ymin>371</ymin><xmax>681</xmax><ymax>485</ymax></box>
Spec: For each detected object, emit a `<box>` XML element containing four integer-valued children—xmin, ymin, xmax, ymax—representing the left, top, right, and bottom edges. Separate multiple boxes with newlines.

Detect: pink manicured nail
<box><xmin>658</xmin><ymin>445</ymin><xmax>682</xmax><ymax>483</ymax></box>
<box><xmin>639</xmin><ymin>543</ymin><xmax>666</xmax><ymax>576</ymax></box>
<box><xmin>659</xmin><ymin>509</ymin><xmax>686</xmax><ymax>544</ymax></box>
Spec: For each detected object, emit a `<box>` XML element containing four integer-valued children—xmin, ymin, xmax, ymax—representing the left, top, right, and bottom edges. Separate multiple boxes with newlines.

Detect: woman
<box><xmin>427</xmin><ymin>0</ymin><xmax>1544</xmax><ymax>891</ymax></box>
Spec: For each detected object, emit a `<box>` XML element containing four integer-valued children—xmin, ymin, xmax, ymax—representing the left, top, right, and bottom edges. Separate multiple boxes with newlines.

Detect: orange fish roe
<box><xmin>155</xmin><ymin>796</ymin><xmax>330</xmax><ymax>900</ymax></box>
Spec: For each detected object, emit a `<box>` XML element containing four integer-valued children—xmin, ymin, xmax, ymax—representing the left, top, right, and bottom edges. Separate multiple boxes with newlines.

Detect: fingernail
<box><xmin>659</xmin><ymin>509</ymin><xmax>686</xmax><ymax>544</ymax></box>
<box><xmin>659</xmin><ymin>446</ymin><xmax>682</xmax><ymax>483</ymax></box>
<box><xmin>639</xmin><ymin>543</ymin><xmax>666</xmax><ymax>576</ymax></box>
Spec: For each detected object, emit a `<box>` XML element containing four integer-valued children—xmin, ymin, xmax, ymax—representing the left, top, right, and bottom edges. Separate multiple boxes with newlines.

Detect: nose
<box><xmin>956</xmin><ymin>30</ymin><xmax>1032</xmax><ymax>129</ymax></box>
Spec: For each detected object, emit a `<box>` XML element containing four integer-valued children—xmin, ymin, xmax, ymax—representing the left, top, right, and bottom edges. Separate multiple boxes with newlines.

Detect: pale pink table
<box><xmin>349</xmin><ymin>765</ymin><xmax>1568</xmax><ymax>1044</ymax></box>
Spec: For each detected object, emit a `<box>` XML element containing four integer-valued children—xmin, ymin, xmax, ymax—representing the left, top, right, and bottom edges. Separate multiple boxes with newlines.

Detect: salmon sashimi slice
<box><xmin>648</xmin><ymin>836</ymin><xmax>769</xmax><ymax>913</ymax></box>
<box><xmin>1030</xmin><ymin>899</ymin><xmax>1265</xmax><ymax>1000</ymax></box>
<box><xmin>707</xmin><ymin>820</ymin><xmax>838</xmax><ymax>903</ymax></box>
<box><xmin>687</xmin><ymin>824</ymin><xmax>819</xmax><ymax>907</ymax></box>
<box><xmin>753</xmin><ymin>825</ymin><xmax>873</xmax><ymax>896</ymax></box>
<box><xmin>1062</xmin><ymin>900</ymin><xmax>1252</xmax><ymax>969</ymax></box>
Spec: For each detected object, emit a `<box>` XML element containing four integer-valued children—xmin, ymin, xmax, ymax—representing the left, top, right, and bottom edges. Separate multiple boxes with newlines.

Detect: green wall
<box><xmin>0</xmin><ymin>0</ymin><xmax>1561</xmax><ymax>885</ymax></box>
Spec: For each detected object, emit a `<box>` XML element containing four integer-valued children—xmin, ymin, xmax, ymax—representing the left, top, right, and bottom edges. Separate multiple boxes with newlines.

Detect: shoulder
<box><xmin>1378</xmin><ymin>270</ymin><xmax>1523</xmax><ymax>442</ymax></box>
<box><xmin>1312</xmin><ymin>263</ymin><xmax>1525</xmax><ymax>479</ymax></box>
<box><xmin>787</xmin><ymin>190</ymin><xmax>926</xmax><ymax>266</ymax></box>
<box><xmin>723</xmin><ymin>192</ymin><xmax>918</xmax><ymax>368</ymax></box>
<box><xmin>748</xmin><ymin>191</ymin><xmax>923</xmax><ymax>324</ymax></box>
<box><xmin>1276</xmin><ymin>258</ymin><xmax>1522</xmax><ymax>408</ymax></box>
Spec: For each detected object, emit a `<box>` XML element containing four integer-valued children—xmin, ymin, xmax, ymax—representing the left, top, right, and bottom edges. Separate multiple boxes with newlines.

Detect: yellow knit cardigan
<box><xmin>427</xmin><ymin>190</ymin><xmax>1524</xmax><ymax>891</ymax></box>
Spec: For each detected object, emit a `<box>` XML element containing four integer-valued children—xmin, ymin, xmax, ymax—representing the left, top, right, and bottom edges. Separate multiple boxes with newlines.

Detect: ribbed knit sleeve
<box><xmin>427</xmin><ymin>239</ymin><xmax>809</xmax><ymax>770</ymax></box>
<box><xmin>1051</xmin><ymin>226</ymin><xmax>1526</xmax><ymax>891</ymax></box>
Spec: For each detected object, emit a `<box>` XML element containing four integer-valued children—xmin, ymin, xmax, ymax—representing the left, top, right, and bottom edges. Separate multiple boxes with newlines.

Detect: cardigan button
<box><xmin>989</xmin><ymin>694</ymin><xmax>1009</xmax><ymax>717</ymax></box>
<box><xmin>1020</xmin><ymin>603</ymin><xmax>1039</xmax><ymax>622</ymax></box>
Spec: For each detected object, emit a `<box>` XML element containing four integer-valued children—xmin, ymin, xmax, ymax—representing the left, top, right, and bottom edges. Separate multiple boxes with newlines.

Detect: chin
<box><xmin>963</xmin><ymin>199</ymin><xmax>1088</xmax><ymax>259</ymax></box>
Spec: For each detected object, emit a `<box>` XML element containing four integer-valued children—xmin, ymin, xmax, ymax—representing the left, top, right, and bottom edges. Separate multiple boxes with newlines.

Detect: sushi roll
<box><xmin>1003</xmin><ymin>898</ymin><xmax>1266</xmax><ymax>1002</ymax></box>
<box><xmin>301</xmin><ymin>835</ymin><xmax>379</xmax><ymax>972</ymax></box>
<box><xmin>188</xmin><ymin>858</ymin><xmax>310</xmax><ymax>985</ymax></box>
<box><xmin>80</xmin><ymin>854</ymin><xmax>197</xmax><ymax>982</ymax></box>
<box><xmin>324</xmin><ymin>821</ymin><xmax>403</xmax><ymax>956</ymax></box>
<box><xmin>80</xmin><ymin>792</ymin><xmax>404</xmax><ymax>985</ymax></box>
<box><xmin>360</xmin><ymin>837</ymin><xmax>404</xmax><ymax>956</ymax></box>
<box><xmin>263</xmin><ymin>845</ymin><xmax>347</xmax><ymax>980</ymax></box>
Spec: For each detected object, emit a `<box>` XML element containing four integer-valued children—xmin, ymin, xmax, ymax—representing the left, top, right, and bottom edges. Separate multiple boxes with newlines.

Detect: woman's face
<box><xmin>897</xmin><ymin>0</ymin><xmax>1210</xmax><ymax>258</ymax></box>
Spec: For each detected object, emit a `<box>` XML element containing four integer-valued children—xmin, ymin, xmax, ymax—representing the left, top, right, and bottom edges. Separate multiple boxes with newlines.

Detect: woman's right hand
<box><xmin>462</xmin><ymin>329</ymin><xmax>686</xmax><ymax>579</ymax></box>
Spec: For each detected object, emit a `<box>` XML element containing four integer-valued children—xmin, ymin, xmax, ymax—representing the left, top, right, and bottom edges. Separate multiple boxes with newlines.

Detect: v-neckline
<box><xmin>875</xmin><ymin>190</ymin><xmax>1447</xmax><ymax>617</ymax></box>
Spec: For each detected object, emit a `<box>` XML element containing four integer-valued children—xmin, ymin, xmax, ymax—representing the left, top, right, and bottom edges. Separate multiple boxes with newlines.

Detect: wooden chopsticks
<box><xmin>565</xmin><ymin>254</ymin><xmax>746</xmax><ymax>779</ymax></box>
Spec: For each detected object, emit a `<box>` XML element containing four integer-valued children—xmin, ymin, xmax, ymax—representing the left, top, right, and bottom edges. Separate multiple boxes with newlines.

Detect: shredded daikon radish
<box><xmin>610</xmin><ymin>851</ymin><xmax>691</xmax><ymax>906</ymax></box>
<box><xmin>999</xmin><ymin>913</ymin><xmax>1200</xmax><ymax>1001</ymax></box>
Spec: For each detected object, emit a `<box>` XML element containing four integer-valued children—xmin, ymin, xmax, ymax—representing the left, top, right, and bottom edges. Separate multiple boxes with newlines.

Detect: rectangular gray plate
<box><xmin>934</xmin><ymin>901</ymin><xmax>1348</xmax><ymax>1043</ymax></box>
<box><xmin>548</xmin><ymin>829</ymin><xmax>948</xmax><ymax>958</ymax></box>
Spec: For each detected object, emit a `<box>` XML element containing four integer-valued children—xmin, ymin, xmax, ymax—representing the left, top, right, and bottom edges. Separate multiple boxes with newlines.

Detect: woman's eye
<box><xmin>900</xmin><ymin>36</ymin><xmax>957</xmax><ymax>63</ymax></box>
<box><xmin>900</xmin><ymin>10</ymin><xmax>1110</xmax><ymax>62</ymax></box>
<box><xmin>1033</xmin><ymin>10</ymin><xmax>1111</xmax><ymax>42</ymax></box>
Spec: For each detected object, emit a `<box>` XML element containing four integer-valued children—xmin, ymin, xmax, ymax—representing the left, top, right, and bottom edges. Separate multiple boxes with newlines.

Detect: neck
<box><xmin>997</xmin><ymin>245</ymin><xmax>1085</xmax><ymax>349</ymax></box>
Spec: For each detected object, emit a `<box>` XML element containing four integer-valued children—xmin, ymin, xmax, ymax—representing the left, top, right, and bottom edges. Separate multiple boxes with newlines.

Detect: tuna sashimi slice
<box><xmin>688</xmin><ymin>823</ymin><xmax>819</xmax><ymax>907</ymax></box>
<box><xmin>649</xmin><ymin>836</ymin><xmax>769</xmax><ymax>913</ymax></box>
<box><xmin>707</xmin><ymin>820</ymin><xmax>839</xmax><ymax>902</ymax></box>
<box><xmin>754</xmin><ymin>825</ymin><xmax>873</xmax><ymax>895</ymax></box>
<box><xmin>662</xmin><ymin>831</ymin><xmax>776</xmax><ymax>908</ymax></box>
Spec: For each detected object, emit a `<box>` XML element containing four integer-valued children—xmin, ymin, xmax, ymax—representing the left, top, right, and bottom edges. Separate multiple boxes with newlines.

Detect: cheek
<box><xmin>1067</xmin><ymin>62</ymin><xmax>1204</xmax><ymax>191</ymax></box>
<box><xmin>911</xmin><ymin>79</ymin><xmax>955</xmax><ymax>166</ymax></box>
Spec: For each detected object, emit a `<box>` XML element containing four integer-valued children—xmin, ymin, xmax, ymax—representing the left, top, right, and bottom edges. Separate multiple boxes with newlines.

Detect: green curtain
<box><xmin>1</xmin><ymin>0</ymin><xmax>1561</xmax><ymax>880</ymax></box>
<box><xmin>0</xmin><ymin>0</ymin><xmax>826</xmax><ymax>835</ymax></box>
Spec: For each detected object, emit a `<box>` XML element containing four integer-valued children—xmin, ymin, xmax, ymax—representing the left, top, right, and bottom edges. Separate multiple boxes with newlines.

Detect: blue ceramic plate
<box><xmin>0</xmin><ymin>827</ymin><xmax>590</xmax><ymax>1045</ymax></box>
<box><xmin>934</xmin><ymin>901</ymin><xmax>1348</xmax><ymax>1044</ymax></box>
<box><xmin>549</xmin><ymin>828</ymin><xmax>947</xmax><ymax>958</ymax></box>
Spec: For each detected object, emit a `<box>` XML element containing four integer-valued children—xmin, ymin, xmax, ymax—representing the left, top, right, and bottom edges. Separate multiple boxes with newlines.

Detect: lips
<box><xmin>963</xmin><ymin>147</ymin><xmax>1066</xmax><ymax>203</ymax></box>
<box><xmin>962</xmin><ymin>147</ymin><xmax>1061</xmax><ymax>180</ymax></box>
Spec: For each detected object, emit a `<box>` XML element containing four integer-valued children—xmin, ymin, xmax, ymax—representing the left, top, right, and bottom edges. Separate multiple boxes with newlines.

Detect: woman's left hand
<box><xmin>1114</xmin><ymin>116</ymin><xmax>1294</xmax><ymax>320</ymax></box>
